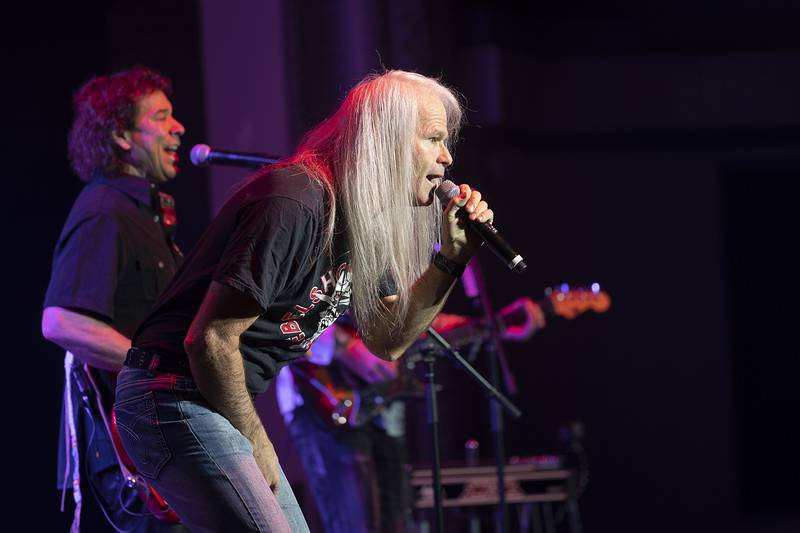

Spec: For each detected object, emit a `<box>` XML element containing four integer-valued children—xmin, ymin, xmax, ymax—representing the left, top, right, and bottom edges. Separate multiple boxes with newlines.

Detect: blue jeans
<box><xmin>114</xmin><ymin>367</ymin><xmax>309</xmax><ymax>533</ymax></box>
<box><xmin>288</xmin><ymin>405</ymin><xmax>411</xmax><ymax>533</ymax></box>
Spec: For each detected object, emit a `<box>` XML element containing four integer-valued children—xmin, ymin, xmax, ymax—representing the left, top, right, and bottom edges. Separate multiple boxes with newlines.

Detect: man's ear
<box><xmin>111</xmin><ymin>130</ymin><xmax>132</xmax><ymax>151</ymax></box>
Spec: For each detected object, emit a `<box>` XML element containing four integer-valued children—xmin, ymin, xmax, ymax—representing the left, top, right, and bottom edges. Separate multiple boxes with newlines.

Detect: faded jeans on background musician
<box><xmin>288</xmin><ymin>404</ymin><xmax>411</xmax><ymax>533</ymax></box>
<box><xmin>113</xmin><ymin>367</ymin><xmax>309</xmax><ymax>533</ymax></box>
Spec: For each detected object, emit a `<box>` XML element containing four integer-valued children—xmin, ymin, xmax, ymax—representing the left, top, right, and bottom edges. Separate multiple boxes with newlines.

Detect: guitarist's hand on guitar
<box><xmin>337</xmin><ymin>336</ymin><xmax>398</xmax><ymax>384</ymax></box>
<box><xmin>498</xmin><ymin>297</ymin><xmax>546</xmax><ymax>342</ymax></box>
<box><xmin>253</xmin><ymin>430</ymin><xmax>282</xmax><ymax>495</ymax></box>
<box><xmin>430</xmin><ymin>313</ymin><xmax>472</xmax><ymax>332</ymax></box>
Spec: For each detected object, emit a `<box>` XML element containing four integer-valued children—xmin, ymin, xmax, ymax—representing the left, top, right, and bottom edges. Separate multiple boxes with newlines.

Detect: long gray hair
<box><xmin>285</xmin><ymin>70</ymin><xmax>463</xmax><ymax>338</ymax></box>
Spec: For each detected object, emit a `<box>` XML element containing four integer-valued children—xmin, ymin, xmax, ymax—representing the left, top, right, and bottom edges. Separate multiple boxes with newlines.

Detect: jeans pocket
<box><xmin>113</xmin><ymin>391</ymin><xmax>172</xmax><ymax>479</ymax></box>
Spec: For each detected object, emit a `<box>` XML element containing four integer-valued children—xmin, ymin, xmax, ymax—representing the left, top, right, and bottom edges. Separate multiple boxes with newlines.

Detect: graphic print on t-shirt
<box><xmin>279</xmin><ymin>261</ymin><xmax>352</xmax><ymax>351</ymax></box>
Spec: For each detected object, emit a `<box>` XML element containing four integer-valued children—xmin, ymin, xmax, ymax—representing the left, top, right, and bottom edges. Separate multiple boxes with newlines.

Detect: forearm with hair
<box><xmin>185</xmin><ymin>317</ymin><xmax>265</xmax><ymax>445</ymax></box>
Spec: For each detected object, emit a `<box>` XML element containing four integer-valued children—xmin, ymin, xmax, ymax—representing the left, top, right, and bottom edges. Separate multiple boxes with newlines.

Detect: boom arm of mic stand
<box><xmin>425</xmin><ymin>326</ymin><xmax>522</xmax><ymax>419</ymax></box>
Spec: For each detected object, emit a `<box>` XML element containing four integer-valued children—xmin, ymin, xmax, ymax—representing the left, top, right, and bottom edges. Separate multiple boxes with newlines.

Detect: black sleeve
<box><xmin>213</xmin><ymin>197</ymin><xmax>318</xmax><ymax>312</ymax></box>
<box><xmin>43</xmin><ymin>212</ymin><xmax>123</xmax><ymax>322</ymax></box>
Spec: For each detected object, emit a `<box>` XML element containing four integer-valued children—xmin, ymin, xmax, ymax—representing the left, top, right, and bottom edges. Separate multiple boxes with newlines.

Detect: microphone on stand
<box><xmin>435</xmin><ymin>180</ymin><xmax>527</xmax><ymax>273</ymax></box>
<box><xmin>189</xmin><ymin>144</ymin><xmax>279</xmax><ymax>169</ymax></box>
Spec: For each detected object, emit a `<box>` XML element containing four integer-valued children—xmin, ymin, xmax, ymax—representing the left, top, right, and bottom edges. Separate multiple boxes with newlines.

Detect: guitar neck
<box><xmin>407</xmin><ymin>288</ymin><xmax>610</xmax><ymax>358</ymax></box>
<box><xmin>536</xmin><ymin>296</ymin><xmax>557</xmax><ymax>318</ymax></box>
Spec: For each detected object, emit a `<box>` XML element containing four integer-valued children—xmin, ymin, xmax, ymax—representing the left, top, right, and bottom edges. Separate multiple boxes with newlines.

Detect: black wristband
<box><xmin>432</xmin><ymin>252</ymin><xmax>466</xmax><ymax>278</ymax></box>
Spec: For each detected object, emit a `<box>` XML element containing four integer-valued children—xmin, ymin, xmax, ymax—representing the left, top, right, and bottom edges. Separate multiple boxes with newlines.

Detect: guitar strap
<box><xmin>61</xmin><ymin>352</ymin><xmax>82</xmax><ymax>533</ymax></box>
<box><xmin>60</xmin><ymin>353</ymin><xmax>141</xmax><ymax>532</ymax></box>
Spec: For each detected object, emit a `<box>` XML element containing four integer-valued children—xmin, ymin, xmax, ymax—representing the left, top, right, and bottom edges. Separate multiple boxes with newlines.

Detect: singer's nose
<box><xmin>438</xmin><ymin>144</ymin><xmax>453</xmax><ymax>168</ymax></box>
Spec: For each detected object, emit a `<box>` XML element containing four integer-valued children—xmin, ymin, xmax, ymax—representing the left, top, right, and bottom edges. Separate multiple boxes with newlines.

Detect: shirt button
<box><xmin>153</xmin><ymin>215</ymin><xmax>160</xmax><ymax>223</ymax></box>
<box><xmin>158</xmin><ymin>261</ymin><xmax>165</xmax><ymax>269</ymax></box>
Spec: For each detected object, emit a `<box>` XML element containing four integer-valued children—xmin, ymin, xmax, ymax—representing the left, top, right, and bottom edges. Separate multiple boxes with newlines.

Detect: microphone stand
<box><xmin>420</xmin><ymin>326</ymin><xmax>522</xmax><ymax>533</ymax></box>
<box><xmin>205</xmin><ymin>151</ymin><xmax>278</xmax><ymax>168</ymax></box>
<box><xmin>462</xmin><ymin>257</ymin><xmax>519</xmax><ymax>533</ymax></box>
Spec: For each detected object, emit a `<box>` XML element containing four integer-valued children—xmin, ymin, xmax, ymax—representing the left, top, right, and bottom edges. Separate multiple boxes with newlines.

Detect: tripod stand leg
<box><xmin>566</xmin><ymin>471</ymin><xmax>583</xmax><ymax>533</ymax></box>
<box><xmin>532</xmin><ymin>502</ymin><xmax>544</xmax><ymax>533</ymax></box>
<box><xmin>424</xmin><ymin>355</ymin><xmax>445</xmax><ymax>533</ymax></box>
<box><xmin>544</xmin><ymin>502</ymin><xmax>556</xmax><ymax>533</ymax></box>
<box><xmin>518</xmin><ymin>502</ymin><xmax>533</xmax><ymax>533</ymax></box>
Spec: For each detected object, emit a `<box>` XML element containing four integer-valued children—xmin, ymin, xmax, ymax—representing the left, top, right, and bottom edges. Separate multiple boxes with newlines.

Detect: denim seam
<box><xmin>114</xmin><ymin>390</ymin><xmax>172</xmax><ymax>479</ymax></box>
<box><xmin>115</xmin><ymin>374</ymin><xmax>174</xmax><ymax>395</ymax></box>
<box><xmin>174</xmin><ymin>388</ymin><xmax>267</xmax><ymax>532</ymax></box>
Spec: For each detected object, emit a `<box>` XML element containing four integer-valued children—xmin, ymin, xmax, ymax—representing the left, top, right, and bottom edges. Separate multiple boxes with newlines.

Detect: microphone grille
<box><xmin>190</xmin><ymin>144</ymin><xmax>211</xmax><ymax>166</ymax></box>
<box><xmin>435</xmin><ymin>179</ymin><xmax>459</xmax><ymax>203</ymax></box>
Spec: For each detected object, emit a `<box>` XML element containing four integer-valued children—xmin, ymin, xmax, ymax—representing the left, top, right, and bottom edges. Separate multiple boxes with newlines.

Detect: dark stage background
<box><xmin>5</xmin><ymin>1</ymin><xmax>800</xmax><ymax>531</ymax></box>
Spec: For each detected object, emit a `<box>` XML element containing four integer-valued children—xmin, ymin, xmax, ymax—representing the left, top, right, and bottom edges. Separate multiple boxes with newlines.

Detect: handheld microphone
<box><xmin>189</xmin><ymin>144</ymin><xmax>279</xmax><ymax>169</ymax></box>
<box><xmin>436</xmin><ymin>180</ymin><xmax>527</xmax><ymax>273</ymax></box>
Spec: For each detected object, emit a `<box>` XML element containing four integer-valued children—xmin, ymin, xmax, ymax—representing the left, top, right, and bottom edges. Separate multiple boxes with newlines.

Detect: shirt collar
<box><xmin>94</xmin><ymin>173</ymin><xmax>156</xmax><ymax>207</ymax></box>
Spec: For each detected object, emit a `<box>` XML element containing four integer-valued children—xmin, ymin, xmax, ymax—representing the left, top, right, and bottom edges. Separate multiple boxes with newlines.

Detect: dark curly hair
<box><xmin>67</xmin><ymin>66</ymin><xmax>172</xmax><ymax>182</ymax></box>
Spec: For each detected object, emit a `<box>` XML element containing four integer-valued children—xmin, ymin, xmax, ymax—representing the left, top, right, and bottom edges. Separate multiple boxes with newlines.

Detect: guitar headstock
<box><xmin>544</xmin><ymin>283</ymin><xmax>611</xmax><ymax>320</ymax></box>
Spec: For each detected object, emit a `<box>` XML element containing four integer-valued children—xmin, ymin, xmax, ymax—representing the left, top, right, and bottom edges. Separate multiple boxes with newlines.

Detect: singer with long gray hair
<box><xmin>113</xmin><ymin>69</ymin><xmax>495</xmax><ymax>532</ymax></box>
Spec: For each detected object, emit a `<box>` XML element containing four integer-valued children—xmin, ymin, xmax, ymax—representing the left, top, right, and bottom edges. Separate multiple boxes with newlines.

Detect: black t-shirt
<box><xmin>43</xmin><ymin>174</ymin><xmax>180</xmax><ymax>338</ymax></box>
<box><xmin>134</xmin><ymin>167</ymin><xmax>352</xmax><ymax>394</ymax></box>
